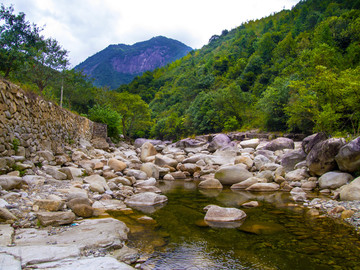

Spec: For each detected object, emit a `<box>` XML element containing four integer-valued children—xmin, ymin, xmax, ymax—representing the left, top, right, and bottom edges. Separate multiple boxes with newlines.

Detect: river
<box><xmin>111</xmin><ymin>180</ymin><xmax>360</xmax><ymax>270</ymax></box>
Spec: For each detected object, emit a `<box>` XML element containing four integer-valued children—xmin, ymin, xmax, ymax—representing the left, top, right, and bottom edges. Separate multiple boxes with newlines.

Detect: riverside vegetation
<box><xmin>2</xmin><ymin>0</ymin><xmax>360</xmax><ymax>141</ymax></box>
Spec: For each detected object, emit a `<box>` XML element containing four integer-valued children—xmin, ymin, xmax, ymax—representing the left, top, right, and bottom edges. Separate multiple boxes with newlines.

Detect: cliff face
<box><xmin>75</xmin><ymin>36</ymin><xmax>192</xmax><ymax>89</ymax></box>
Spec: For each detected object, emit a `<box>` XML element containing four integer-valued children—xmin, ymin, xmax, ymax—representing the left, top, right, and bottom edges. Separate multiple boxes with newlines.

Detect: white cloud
<box><xmin>3</xmin><ymin>0</ymin><xmax>300</xmax><ymax>67</ymax></box>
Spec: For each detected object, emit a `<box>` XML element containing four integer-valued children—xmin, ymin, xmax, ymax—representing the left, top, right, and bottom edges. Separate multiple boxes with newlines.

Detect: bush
<box><xmin>87</xmin><ymin>105</ymin><xmax>121</xmax><ymax>138</ymax></box>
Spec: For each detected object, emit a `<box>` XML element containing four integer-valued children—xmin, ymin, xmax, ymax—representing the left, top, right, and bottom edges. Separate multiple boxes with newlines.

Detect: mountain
<box><xmin>75</xmin><ymin>36</ymin><xmax>193</xmax><ymax>89</ymax></box>
<box><xmin>118</xmin><ymin>0</ymin><xmax>360</xmax><ymax>140</ymax></box>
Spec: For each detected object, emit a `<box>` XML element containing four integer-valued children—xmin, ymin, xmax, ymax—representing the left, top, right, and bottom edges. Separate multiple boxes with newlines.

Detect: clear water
<box><xmin>110</xmin><ymin>181</ymin><xmax>360</xmax><ymax>270</ymax></box>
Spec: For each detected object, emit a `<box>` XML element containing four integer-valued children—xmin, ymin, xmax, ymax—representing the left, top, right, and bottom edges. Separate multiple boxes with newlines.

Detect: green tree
<box><xmin>106</xmin><ymin>92</ymin><xmax>152</xmax><ymax>139</ymax></box>
<box><xmin>0</xmin><ymin>4</ymin><xmax>41</xmax><ymax>77</ymax></box>
<box><xmin>88</xmin><ymin>104</ymin><xmax>121</xmax><ymax>138</ymax></box>
<box><xmin>25</xmin><ymin>38</ymin><xmax>69</xmax><ymax>92</ymax></box>
<box><xmin>258</xmin><ymin>77</ymin><xmax>292</xmax><ymax>131</ymax></box>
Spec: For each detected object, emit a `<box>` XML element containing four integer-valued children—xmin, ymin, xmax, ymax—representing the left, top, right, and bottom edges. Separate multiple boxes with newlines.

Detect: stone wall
<box><xmin>0</xmin><ymin>79</ymin><xmax>105</xmax><ymax>157</ymax></box>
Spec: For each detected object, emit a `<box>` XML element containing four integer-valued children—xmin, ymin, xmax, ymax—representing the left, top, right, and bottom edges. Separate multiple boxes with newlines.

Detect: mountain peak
<box><xmin>75</xmin><ymin>36</ymin><xmax>192</xmax><ymax>89</ymax></box>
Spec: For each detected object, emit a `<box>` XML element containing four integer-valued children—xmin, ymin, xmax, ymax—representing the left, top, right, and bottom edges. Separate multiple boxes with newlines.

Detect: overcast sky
<box><xmin>4</xmin><ymin>0</ymin><xmax>300</xmax><ymax>67</ymax></box>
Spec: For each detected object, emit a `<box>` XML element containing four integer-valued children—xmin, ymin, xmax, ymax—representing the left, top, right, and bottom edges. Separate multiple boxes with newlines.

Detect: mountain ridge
<box><xmin>75</xmin><ymin>36</ymin><xmax>192</xmax><ymax>89</ymax></box>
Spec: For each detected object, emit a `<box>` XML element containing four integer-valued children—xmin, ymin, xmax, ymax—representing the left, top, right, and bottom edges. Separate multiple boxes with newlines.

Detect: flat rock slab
<box><xmin>0</xmin><ymin>245</ymin><xmax>80</xmax><ymax>268</ymax></box>
<box><xmin>14</xmin><ymin>218</ymin><xmax>129</xmax><ymax>250</ymax></box>
<box><xmin>34</xmin><ymin>256</ymin><xmax>135</xmax><ymax>269</ymax></box>
<box><xmin>0</xmin><ymin>253</ymin><xmax>21</xmax><ymax>270</ymax></box>
<box><xmin>0</xmin><ymin>224</ymin><xmax>14</xmax><ymax>246</ymax></box>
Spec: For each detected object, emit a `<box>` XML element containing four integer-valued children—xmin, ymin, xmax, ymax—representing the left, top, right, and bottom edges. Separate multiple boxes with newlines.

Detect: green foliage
<box><xmin>87</xmin><ymin>104</ymin><xmax>121</xmax><ymax>138</ymax></box>
<box><xmin>104</xmin><ymin>91</ymin><xmax>152</xmax><ymax>139</ymax></box>
<box><xmin>11</xmin><ymin>138</ymin><xmax>20</xmax><ymax>152</ymax></box>
<box><xmin>3</xmin><ymin>0</ymin><xmax>360</xmax><ymax>140</ymax></box>
<box><xmin>117</xmin><ymin>0</ymin><xmax>360</xmax><ymax>138</ymax></box>
<box><xmin>0</xmin><ymin>4</ymin><xmax>41</xmax><ymax>77</ymax></box>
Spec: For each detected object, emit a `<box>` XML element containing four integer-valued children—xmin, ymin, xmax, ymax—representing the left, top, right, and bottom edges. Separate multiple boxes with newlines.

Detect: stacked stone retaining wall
<box><xmin>0</xmin><ymin>79</ymin><xmax>104</xmax><ymax>157</ymax></box>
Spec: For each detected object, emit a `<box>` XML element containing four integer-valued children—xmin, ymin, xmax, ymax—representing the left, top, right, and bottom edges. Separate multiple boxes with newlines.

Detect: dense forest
<box><xmin>117</xmin><ymin>0</ymin><xmax>360</xmax><ymax>139</ymax></box>
<box><xmin>1</xmin><ymin>0</ymin><xmax>360</xmax><ymax>141</ymax></box>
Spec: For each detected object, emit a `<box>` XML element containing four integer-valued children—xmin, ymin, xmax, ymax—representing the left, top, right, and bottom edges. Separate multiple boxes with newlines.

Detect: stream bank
<box><xmin>1</xmin><ymin>132</ymin><xmax>360</xmax><ymax>269</ymax></box>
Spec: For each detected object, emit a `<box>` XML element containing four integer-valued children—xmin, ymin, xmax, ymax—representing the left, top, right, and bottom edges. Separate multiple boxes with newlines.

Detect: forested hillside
<box><xmin>2</xmin><ymin>0</ymin><xmax>360</xmax><ymax>142</ymax></box>
<box><xmin>118</xmin><ymin>0</ymin><xmax>360</xmax><ymax>140</ymax></box>
<box><xmin>75</xmin><ymin>36</ymin><xmax>192</xmax><ymax>89</ymax></box>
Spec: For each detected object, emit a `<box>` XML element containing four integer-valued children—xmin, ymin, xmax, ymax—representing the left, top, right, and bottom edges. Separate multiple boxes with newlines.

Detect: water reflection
<box><xmin>112</xmin><ymin>180</ymin><xmax>360</xmax><ymax>270</ymax></box>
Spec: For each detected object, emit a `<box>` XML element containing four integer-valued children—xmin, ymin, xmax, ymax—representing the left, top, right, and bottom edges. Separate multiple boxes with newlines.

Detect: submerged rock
<box><xmin>198</xmin><ymin>178</ymin><xmax>223</xmax><ymax>189</ymax></box>
<box><xmin>245</xmin><ymin>183</ymin><xmax>280</xmax><ymax>192</ymax></box>
<box><xmin>124</xmin><ymin>192</ymin><xmax>168</xmax><ymax>206</ymax></box>
<box><xmin>204</xmin><ymin>205</ymin><xmax>247</xmax><ymax>223</ymax></box>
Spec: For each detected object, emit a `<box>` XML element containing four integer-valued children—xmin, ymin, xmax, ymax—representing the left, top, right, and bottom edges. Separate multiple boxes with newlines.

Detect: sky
<box><xmin>3</xmin><ymin>0</ymin><xmax>301</xmax><ymax>67</ymax></box>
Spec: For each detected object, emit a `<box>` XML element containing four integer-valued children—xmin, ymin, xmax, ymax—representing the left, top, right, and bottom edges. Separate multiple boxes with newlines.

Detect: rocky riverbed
<box><xmin>1</xmin><ymin>132</ymin><xmax>360</xmax><ymax>269</ymax></box>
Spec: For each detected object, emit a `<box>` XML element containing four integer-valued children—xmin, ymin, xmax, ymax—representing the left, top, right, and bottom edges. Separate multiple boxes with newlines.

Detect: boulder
<box><xmin>318</xmin><ymin>171</ymin><xmax>353</xmax><ymax>190</ymax></box>
<box><xmin>290</xmin><ymin>187</ymin><xmax>307</xmax><ymax>202</ymax></box>
<box><xmin>155</xmin><ymin>154</ymin><xmax>178</xmax><ymax>168</ymax></box>
<box><xmin>135</xmin><ymin>178</ymin><xmax>157</xmax><ymax>187</ymax></box>
<box><xmin>34</xmin><ymin>199</ymin><xmax>64</xmax><ymax>211</ymax></box>
<box><xmin>124</xmin><ymin>192</ymin><xmax>168</xmax><ymax>206</ymax></box>
<box><xmin>67</xmin><ymin>198</ymin><xmax>92</xmax><ymax>209</ymax></box>
<box><xmin>134</xmin><ymin>138</ymin><xmax>162</xmax><ymax>148</ymax></box>
<box><xmin>42</xmin><ymin>165</ymin><xmax>67</xmax><ymax>180</ymax></box>
<box><xmin>64</xmin><ymin>187</ymin><xmax>89</xmax><ymax>201</ymax></box>
<box><xmin>59</xmin><ymin>167</ymin><xmax>84</xmax><ymax>180</ymax></box>
<box><xmin>234</xmin><ymin>156</ymin><xmax>254</xmax><ymax>170</ymax></box>
<box><xmin>140</xmin><ymin>163</ymin><xmax>160</xmax><ymax>179</ymax></box>
<box><xmin>84</xmin><ymin>175</ymin><xmax>109</xmax><ymax>194</ymax></box>
<box><xmin>214</xmin><ymin>165</ymin><xmax>252</xmax><ymax>185</ymax></box>
<box><xmin>262</xmin><ymin>137</ymin><xmax>294</xmax><ymax>151</ymax></box>
<box><xmin>240</xmin><ymin>139</ymin><xmax>260</xmax><ymax>149</ymax></box>
<box><xmin>0</xmin><ymin>175</ymin><xmax>23</xmax><ymax>190</ymax></box>
<box><xmin>285</xmin><ymin>168</ymin><xmax>309</xmax><ymax>182</ymax></box>
<box><xmin>91</xmin><ymin>137</ymin><xmax>109</xmax><ymax>150</ymax></box>
<box><xmin>204</xmin><ymin>205</ymin><xmax>246</xmax><ymax>222</ymax></box>
<box><xmin>280</xmin><ymin>149</ymin><xmax>307</xmax><ymax>172</ymax></box>
<box><xmin>36</xmin><ymin>211</ymin><xmax>75</xmax><ymax>226</ymax></box>
<box><xmin>302</xmin><ymin>132</ymin><xmax>327</xmax><ymax>154</ymax></box>
<box><xmin>36</xmin><ymin>150</ymin><xmax>55</xmax><ymax>162</ymax></box>
<box><xmin>71</xmin><ymin>204</ymin><xmax>94</xmax><ymax>218</ymax></box>
<box><xmin>177</xmin><ymin>163</ymin><xmax>201</xmax><ymax>175</ymax></box>
<box><xmin>198</xmin><ymin>178</ymin><xmax>223</xmax><ymax>189</ymax></box>
<box><xmin>253</xmin><ymin>155</ymin><xmax>271</xmax><ymax>171</ymax></box>
<box><xmin>163</xmin><ymin>174</ymin><xmax>175</xmax><ymax>181</ymax></box>
<box><xmin>182</xmin><ymin>154</ymin><xmax>208</xmax><ymax>164</ymax></box>
<box><xmin>175</xmin><ymin>138</ymin><xmax>207</xmax><ymax>149</ymax></box>
<box><xmin>125</xmin><ymin>169</ymin><xmax>148</xmax><ymax>180</ymax></box>
<box><xmin>207</xmin><ymin>134</ymin><xmax>231</xmax><ymax>152</ymax></box>
<box><xmin>0</xmin><ymin>207</ymin><xmax>18</xmax><ymax>222</ymax></box>
<box><xmin>335</xmin><ymin>137</ymin><xmax>360</xmax><ymax>172</ymax></box>
<box><xmin>108</xmin><ymin>158</ymin><xmax>127</xmax><ymax>172</ymax></box>
<box><xmin>170</xmin><ymin>171</ymin><xmax>187</xmax><ymax>179</ymax></box>
<box><xmin>231</xmin><ymin>177</ymin><xmax>265</xmax><ymax>189</ymax></box>
<box><xmin>140</xmin><ymin>142</ymin><xmax>157</xmax><ymax>162</ymax></box>
<box><xmin>245</xmin><ymin>183</ymin><xmax>280</xmax><ymax>192</ymax></box>
<box><xmin>306</xmin><ymin>138</ymin><xmax>346</xmax><ymax>176</ymax></box>
<box><xmin>340</xmin><ymin>177</ymin><xmax>360</xmax><ymax>201</ymax></box>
